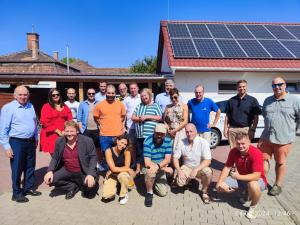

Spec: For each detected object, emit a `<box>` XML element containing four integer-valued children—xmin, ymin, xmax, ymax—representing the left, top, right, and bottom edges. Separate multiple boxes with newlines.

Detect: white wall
<box><xmin>174</xmin><ymin>71</ymin><xmax>300</xmax><ymax>104</ymax></box>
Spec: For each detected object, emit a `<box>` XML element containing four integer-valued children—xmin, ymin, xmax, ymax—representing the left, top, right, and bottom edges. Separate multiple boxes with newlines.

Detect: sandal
<box><xmin>201</xmin><ymin>192</ymin><xmax>211</xmax><ymax>204</ymax></box>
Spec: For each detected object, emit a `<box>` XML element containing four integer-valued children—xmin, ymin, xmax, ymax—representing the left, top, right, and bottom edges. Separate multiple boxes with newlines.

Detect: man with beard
<box><xmin>143</xmin><ymin>123</ymin><xmax>172</xmax><ymax>207</ymax></box>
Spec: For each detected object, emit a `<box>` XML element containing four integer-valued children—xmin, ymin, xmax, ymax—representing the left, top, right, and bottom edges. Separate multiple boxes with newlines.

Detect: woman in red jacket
<box><xmin>40</xmin><ymin>88</ymin><xmax>72</xmax><ymax>154</ymax></box>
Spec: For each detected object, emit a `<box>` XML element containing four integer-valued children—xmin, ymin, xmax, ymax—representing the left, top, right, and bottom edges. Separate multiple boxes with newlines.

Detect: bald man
<box><xmin>0</xmin><ymin>86</ymin><xmax>41</xmax><ymax>203</ymax></box>
<box><xmin>258</xmin><ymin>77</ymin><xmax>300</xmax><ymax>196</ymax></box>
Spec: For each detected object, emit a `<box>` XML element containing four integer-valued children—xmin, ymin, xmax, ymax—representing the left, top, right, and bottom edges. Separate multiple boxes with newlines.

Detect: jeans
<box><xmin>9</xmin><ymin>137</ymin><xmax>36</xmax><ymax>197</ymax></box>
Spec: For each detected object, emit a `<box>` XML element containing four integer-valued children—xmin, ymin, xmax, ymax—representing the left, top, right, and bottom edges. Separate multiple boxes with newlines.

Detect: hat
<box><xmin>155</xmin><ymin>123</ymin><xmax>167</xmax><ymax>134</ymax></box>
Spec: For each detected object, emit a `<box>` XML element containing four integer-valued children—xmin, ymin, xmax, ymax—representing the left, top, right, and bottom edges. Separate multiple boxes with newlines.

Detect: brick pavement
<box><xmin>0</xmin><ymin>138</ymin><xmax>299</xmax><ymax>225</ymax></box>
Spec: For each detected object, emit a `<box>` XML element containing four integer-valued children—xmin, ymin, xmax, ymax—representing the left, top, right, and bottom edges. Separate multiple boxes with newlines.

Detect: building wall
<box><xmin>174</xmin><ymin>71</ymin><xmax>300</xmax><ymax>103</ymax></box>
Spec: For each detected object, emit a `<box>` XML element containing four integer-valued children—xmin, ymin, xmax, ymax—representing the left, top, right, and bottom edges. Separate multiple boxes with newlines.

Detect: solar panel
<box><xmin>216</xmin><ymin>39</ymin><xmax>247</xmax><ymax>58</ymax></box>
<box><xmin>167</xmin><ymin>24</ymin><xmax>190</xmax><ymax>38</ymax></box>
<box><xmin>227</xmin><ymin>25</ymin><xmax>254</xmax><ymax>39</ymax></box>
<box><xmin>284</xmin><ymin>26</ymin><xmax>300</xmax><ymax>39</ymax></box>
<box><xmin>206</xmin><ymin>24</ymin><xmax>233</xmax><ymax>38</ymax></box>
<box><xmin>237</xmin><ymin>40</ymin><xmax>271</xmax><ymax>58</ymax></box>
<box><xmin>280</xmin><ymin>40</ymin><xmax>300</xmax><ymax>57</ymax></box>
<box><xmin>265</xmin><ymin>25</ymin><xmax>296</xmax><ymax>39</ymax></box>
<box><xmin>188</xmin><ymin>24</ymin><xmax>212</xmax><ymax>38</ymax></box>
<box><xmin>259</xmin><ymin>40</ymin><xmax>294</xmax><ymax>58</ymax></box>
<box><xmin>171</xmin><ymin>38</ymin><xmax>198</xmax><ymax>58</ymax></box>
<box><xmin>246</xmin><ymin>25</ymin><xmax>275</xmax><ymax>39</ymax></box>
<box><xmin>194</xmin><ymin>39</ymin><xmax>222</xmax><ymax>57</ymax></box>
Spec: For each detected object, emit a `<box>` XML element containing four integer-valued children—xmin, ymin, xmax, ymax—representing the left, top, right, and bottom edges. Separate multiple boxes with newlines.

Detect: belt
<box><xmin>10</xmin><ymin>136</ymin><xmax>35</xmax><ymax>142</ymax></box>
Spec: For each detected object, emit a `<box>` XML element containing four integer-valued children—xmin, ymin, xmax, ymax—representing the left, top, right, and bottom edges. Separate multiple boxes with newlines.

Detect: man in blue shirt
<box><xmin>188</xmin><ymin>84</ymin><xmax>221</xmax><ymax>145</ymax></box>
<box><xmin>143</xmin><ymin>123</ymin><xmax>173</xmax><ymax>207</ymax></box>
<box><xmin>95</xmin><ymin>81</ymin><xmax>107</xmax><ymax>102</ymax></box>
<box><xmin>0</xmin><ymin>85</ymin><xmax>41</xmax><ymax>202</ymax></box>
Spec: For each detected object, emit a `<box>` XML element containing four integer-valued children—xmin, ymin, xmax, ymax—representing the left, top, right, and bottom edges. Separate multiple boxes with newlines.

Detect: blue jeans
<box><xmin>9</xmin><ymin>137</ymin><xmax>36</xmax><ymax>197</ymax></box>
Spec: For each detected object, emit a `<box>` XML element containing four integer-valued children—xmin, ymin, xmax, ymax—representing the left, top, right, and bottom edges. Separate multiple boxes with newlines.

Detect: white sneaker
<box><xmin>246</xmin><ymin>206</ymin><xmax>258</xmax><ymax>219</ymax></box>
<box><xmin>119</xmin><ymin>194</ymin><xmax>128</xmax><ymax>205</ymax></box>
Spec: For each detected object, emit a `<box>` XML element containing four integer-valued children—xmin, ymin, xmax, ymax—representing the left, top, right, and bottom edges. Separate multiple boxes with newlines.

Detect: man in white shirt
<box><xmin>173</xmin><ymin>123</ymin><xmax>213</xmax><ymax>204</ymax></box>
<box><xmin>64</xmin><ymin>88</ymin><xmax>80</xmax><ymax>122</ymax></box>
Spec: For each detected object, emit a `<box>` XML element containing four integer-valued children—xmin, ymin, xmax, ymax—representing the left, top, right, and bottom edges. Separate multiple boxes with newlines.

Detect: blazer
<box><xmin>47</xmin><ymin>134</ymin><xmax>97</xmax><ymax>177</ymax></box>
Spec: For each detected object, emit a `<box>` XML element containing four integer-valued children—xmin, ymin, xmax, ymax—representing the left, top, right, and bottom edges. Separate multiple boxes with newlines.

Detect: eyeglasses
<box><xmin>87</xmin><ymin>93</ymin><xmax>95</xmax><ymax>96</ymax></box>
<box><xmin>272</xmin><ymin>83</ymin><xmax>285</xmax><ymax>89</ymax></box>
<box><xmin>170</xmin><ymin>96</ymin><xmax>178</xmax><ymax>100</ymax></box>
<box><xmin>52</xmin><ymin>93</ymin><xmax>60</xmax><ymax>97</ymax></box>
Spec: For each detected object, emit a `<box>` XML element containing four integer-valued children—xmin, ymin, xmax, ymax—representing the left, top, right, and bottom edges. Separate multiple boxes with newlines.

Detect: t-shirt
<box><xmin>123</xmin><ymin>94</ymin><xmax>141</xmax><ymax>130</ymax></box>
<box><xmin>188</xmin><ymin>97</ymin><xmax>219</xmax><ymax>133</ymax></box>
<box><xmin>64</xmin><ymin>101</ymin><xmax>80</xmax><ymax>122</ymax></box>
<box><xmin>143</xmin><ymin>135</ymin><xmax>172</xmax><ymax>164</ymax></box>
<box><xmin>225</xmin><ymin>145</ymin><xmax>267</xmax><ymax>185</ymax></box>
<box><xmin>94</xmin><ymin>100</ymin><xmax>126</xmax><ymax>136</ymax></box>
<box><xmin>133</xmin><ymin>103</ymin><xmax>162</xmax><ymax>138</ymax></box>
<box><xmin>173</xmin><ymin>136</ymin><xmax>211</xmax><ymax>168</ymax></box>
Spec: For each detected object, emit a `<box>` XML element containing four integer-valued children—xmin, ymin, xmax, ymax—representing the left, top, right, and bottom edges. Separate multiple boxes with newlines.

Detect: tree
<box><xmin>130</xmin><ymin>56</ymin><xmax>157</xmax><ymax>73</ymax></box>
<box><xmin>60</xmin><ymin>57</ymin><xmax>77</xmax><ymax>64</ymax></box>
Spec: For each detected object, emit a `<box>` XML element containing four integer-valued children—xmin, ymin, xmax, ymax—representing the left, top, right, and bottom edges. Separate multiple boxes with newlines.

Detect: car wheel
<box><xmin>210</xmin><ymin>128</ymin><xmax>221</xmax><ymax>149</ymax></box>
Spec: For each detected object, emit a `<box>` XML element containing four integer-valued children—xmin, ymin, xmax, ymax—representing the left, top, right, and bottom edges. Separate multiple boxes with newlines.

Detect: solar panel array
<box><xmin>167</xmin><ymin>23</ymin><xmax>300</xmax><ymax>59</ymax></box>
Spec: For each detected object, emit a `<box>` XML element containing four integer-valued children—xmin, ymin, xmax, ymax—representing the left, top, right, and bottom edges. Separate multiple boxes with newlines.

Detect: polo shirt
<box><xmin>260</xmin><ymin>93</ymin><xmax>300</xmax><ymax>144</ymax></box>
<box><xmin>188</xmin><ymin>97</ymin><xmax>219</xmax><ymax>133</ymax></box>
<box><xmin>143</xmin><ymin>135</ymin><xmax>172</xmax><ymax>164</ymax></box>
<box><xmin>134</xmin><ymin>103</ymin><xmax>162</xmax><ymax>138</ymax></box>
<box><xmin>225</xmin><ymin>145</ymin><xmax>267</xmax><ymax>185</ymax></box>
<box><xmin>173</xmin><ymin>136</ymin><xmax>211</xmax><ymax>168</ymax></box>
<box><xmin>226</xmin><ymin>94</ymin><xmax>261</xmax><ymax>127</ymax></box>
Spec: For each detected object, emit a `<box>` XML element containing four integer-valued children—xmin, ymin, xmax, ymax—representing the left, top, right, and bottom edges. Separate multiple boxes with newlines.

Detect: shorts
<box><xmin>198</xmin><ymin>132</ymin><xmax>211</xmax><ymax>144</ymax></box>
<box><xmin>176</xmin><ymin>165</ymin><xmax>212</xmax><ymax>187</ymax></box>
<box><xmin>259</xmin><ymin>140</ymin><xmax>292</xmax><ymax>164</ymax></box>
<box><xmin>144</xmin><ymin>169</ymin><xmax>168</xmax><ymax>197</ymax></box>
<box><xmin>99</xmin><ymin>136</ymin><xmax>115</xmax><ymax>153</ymax></box>
<box><xmin>225</xmin><ymin>176</ymin><xmax>266</xmax><ymax>191</ymax></box>
<box><xmin>83</xmin><ymin>129</ymin><xmax>99</xmax><ymax>148</ymax></box>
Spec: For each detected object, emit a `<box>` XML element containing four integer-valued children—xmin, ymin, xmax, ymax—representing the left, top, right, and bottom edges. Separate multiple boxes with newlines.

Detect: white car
<box><xmin>209</xmin><ymin>99</ymin><xmax>264</xmax><ymax>148</ymax></box>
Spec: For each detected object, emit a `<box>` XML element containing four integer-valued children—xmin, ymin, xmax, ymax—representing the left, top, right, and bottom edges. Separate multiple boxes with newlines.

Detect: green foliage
<box><xmin>130</xmin><ymin>56</ymin><xmax>157</xmax><ymax>73</ymax></box>
<box><xmin>61</xmin><ymin>57</ymin><xmax>76</xmax><ymax>64</ymax></box>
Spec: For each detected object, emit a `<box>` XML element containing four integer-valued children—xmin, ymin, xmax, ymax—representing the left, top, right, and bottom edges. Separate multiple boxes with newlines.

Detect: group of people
<box><xmin>0</xmin><ymin>77</ymin><xmax>299</xmax><ymax>220</ymax></box>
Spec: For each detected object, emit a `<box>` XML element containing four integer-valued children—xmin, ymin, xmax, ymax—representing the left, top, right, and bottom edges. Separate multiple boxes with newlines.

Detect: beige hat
<box><xmin>155</xmin><ymin>123</ymin><xmax>167</xmax><ymax>134</ymax></box>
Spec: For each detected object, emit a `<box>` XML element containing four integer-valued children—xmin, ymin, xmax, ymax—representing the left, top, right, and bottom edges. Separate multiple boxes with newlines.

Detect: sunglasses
<box><xmin>272</xmin><ymin>83</ymin><xmax>285</xmax><ymax>89</ymax></box>
<box><xmin>52</xmin><ymin>93</ymin><xmax>60</xmax><ymax>97</ymax></box>
<box><xmin>88</xmin><ymin>93</ymin><xmax>95</xmax><ymax>96</ymax></box>
<box><xmin>170</xmin><ymin>96</ymin><xmax>178</xmax><ymax>100</ymax></box>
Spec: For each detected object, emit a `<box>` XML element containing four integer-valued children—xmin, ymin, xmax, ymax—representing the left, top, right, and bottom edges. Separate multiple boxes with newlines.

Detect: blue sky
<box><xmin>1</xmin><ymin>0</ymin><xmax>300</xmax><ymax>68</ymax></box>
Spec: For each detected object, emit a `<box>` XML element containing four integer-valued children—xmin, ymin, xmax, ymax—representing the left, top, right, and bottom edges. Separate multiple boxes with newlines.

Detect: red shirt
<box><xmin>225</xmin><ymin>145</ymin><xmax>267</xmax><ymax>185</ymax></box>
<box><xmin>63</xmin><ymin>143</ymin><xmax>81</xmax><ymax>173</ymax></box>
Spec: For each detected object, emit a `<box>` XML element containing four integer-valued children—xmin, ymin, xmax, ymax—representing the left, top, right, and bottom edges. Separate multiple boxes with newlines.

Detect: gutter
<box><xmin>170</xmin><ymin>66</ymin><xmax>300</xmax><ymax>72</ymax></box>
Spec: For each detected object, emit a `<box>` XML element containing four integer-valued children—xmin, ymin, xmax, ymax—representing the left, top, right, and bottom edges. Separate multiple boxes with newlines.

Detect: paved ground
<box><xmin>0</xmin><ymin>136</ymin><xmax>299</xmax><ymax>225</ymax></box>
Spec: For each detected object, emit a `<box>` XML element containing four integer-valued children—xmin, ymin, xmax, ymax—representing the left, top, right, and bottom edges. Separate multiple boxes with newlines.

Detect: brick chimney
<box><xmin>27</xmin><ymin>33</ymin><xmax>39</xmax><ymax>50</ymax></box>
<box><xmin>53</xmin><ymin>51</ymin><xmax>59</xmax><ymax>60</ymax></box>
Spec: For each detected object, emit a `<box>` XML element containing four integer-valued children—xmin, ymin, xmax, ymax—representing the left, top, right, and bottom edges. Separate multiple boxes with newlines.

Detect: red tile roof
<box><xmin>158</xmin><ymin>20</ymin><xmax>300</xmax><ymax>72</ymax></box>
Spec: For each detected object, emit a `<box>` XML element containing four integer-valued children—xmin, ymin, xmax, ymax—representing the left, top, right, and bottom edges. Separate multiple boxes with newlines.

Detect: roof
<box><xmin>157</xmin><ymin>20</ymin><xmax>300</xmax><ymax>72</ymax></box>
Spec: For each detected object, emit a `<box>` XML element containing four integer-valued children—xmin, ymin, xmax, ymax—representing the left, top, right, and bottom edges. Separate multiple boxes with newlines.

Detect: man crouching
<box><xmin>216</xmin><ymin>132</ymin><xmax>267</xmax><ymax>219</ymax></box>
<box><xmin>44</xmin><ymin>120</ymin><xmax>98</xmax><ymax>200</ymax></box>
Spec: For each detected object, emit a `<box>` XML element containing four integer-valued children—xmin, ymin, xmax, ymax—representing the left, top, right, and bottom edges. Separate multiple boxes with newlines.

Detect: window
<box><xmin>218</xmin><ymin>81</ymin><xmax>236</xmax><ymax>94</ymax></box>
<box><xmin>286</xmin><ymin>82</ymin><xmax>300</xmax><ymax>93</ymax></box>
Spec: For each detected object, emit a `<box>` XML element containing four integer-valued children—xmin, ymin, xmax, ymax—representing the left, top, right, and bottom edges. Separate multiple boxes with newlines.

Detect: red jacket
<box><xmin>40</xmin><ymin>103</ymin><xmax>72</xmax><ymax>153</ymax></box>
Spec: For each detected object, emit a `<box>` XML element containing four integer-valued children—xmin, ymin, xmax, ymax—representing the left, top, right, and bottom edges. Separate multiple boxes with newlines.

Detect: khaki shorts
<box><xmin>176</xmin><ymin>165</ymin><xmax>212</xmax><ymax>187</ymax></box>
<box><xmin>144</xmin><ymin>169</ymin><xmax>168</xmax><ymax>197</ymax></box>
<box><xmin>198</xmin><ymin>132</ymin><xmax>211</xmax><ymax>144</ymax></box>
<box><xmin>259</xmin><ymin>140</ymin><xmax>292</xmax><ymax>164</ymax></box>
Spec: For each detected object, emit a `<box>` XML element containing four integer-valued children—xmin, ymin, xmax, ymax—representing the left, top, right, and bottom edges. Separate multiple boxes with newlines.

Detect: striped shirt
<box><xmin>134</xmin><ymin>103</ymin><xmax>162</xmax><ymax>138</ymax></box>
<box><xmin>143</xmin><ymin>135</ymin><xmax>172</xmax><ymax>163</ymax></box>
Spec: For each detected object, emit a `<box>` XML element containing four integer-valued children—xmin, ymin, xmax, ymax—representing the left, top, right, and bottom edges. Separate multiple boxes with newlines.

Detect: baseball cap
<box><xmin>155</xmin><ymin>123</ymin><xmax>167</xmax><ymax>134</ymax></box>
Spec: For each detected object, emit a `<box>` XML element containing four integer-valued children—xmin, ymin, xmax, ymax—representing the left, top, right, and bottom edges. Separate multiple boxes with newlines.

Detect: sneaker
<box><xmin>144</xmin><ymin>193</ymin><xmax>153</xmax><ymax>207</ymax></box>
<box><xmin>269</xmin><ymin>184</ymin><xmax>282</xmax><ymax>196</ymax></box>
<box><xmin>246</xmin><ymin>205</ymin><xmax>258</xmax><ymax>219</ymax></box>
<box><xmin>119</xmin><ymin>194</ymin><xmax>128</xmax><ymax>205</ymax></box>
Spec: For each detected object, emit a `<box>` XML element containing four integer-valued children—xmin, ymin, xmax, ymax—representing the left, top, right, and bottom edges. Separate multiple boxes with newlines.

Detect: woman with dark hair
<box><xmin>164</xmin><ymin>88</ymin><xmax>188</xmax><ymax>149</ymax></box>
<box><xmin>40</xmin><ymin>88</ymin><xmax>72</xmax><ymax>154</ymax></box>
<box><xmin>102</xmin><ymin>134</ymin><xmax>135</xmax><ymax>205</ymax></box>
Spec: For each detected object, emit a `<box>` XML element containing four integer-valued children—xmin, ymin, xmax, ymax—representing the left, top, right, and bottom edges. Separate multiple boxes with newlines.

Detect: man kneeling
<box><xmin>173</xmin><ymin>123</ymin><xmax>212</xmax><ymax>204</ymax></box>
<box><xmin>44</xmin><ymin>120</ymin><xmax>98</xmax><ymax>199</ymax></box>
<box><xmin>144</xmin><ymin>123</ymin><xmax>173</xmax><ymax>207</ymax></box>
<box><xmin>216</xmin><ymin>132</ymin><xmax>267</xmax><ymax>219</ymax></box>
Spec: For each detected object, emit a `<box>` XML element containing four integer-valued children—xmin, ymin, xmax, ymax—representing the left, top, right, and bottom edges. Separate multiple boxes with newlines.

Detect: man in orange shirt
<box><xmin>94</xmin><ymin>84</ymin><xmax>126</xmax><ymax>155</ymax></box>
